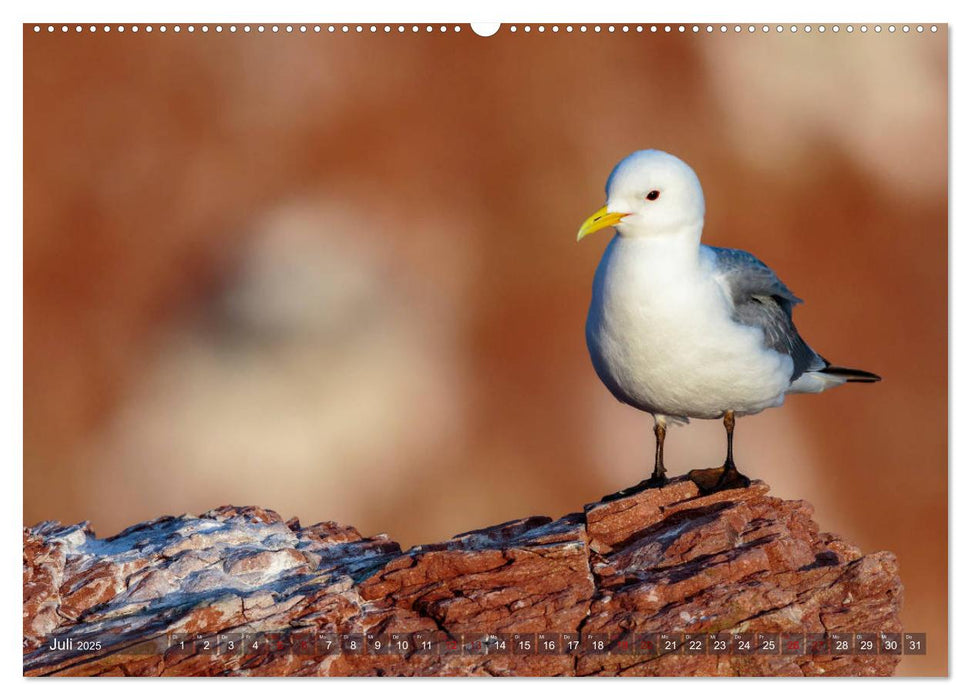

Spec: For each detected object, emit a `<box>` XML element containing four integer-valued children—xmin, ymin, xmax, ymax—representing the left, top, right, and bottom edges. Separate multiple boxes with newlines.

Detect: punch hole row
<box><xmin>31</xmin><ymin>24</ymin><xmax>465</xmax><ymax>34</ymax></box>
<box><xmin>31</xmin><ymin>24</ymin><xmax>940</xmax><ymax>35</ymax></box>
<box><xmin>506</xmin><ymin>24</ymin><xmax>938</xmax><ymax>34</ymax></box>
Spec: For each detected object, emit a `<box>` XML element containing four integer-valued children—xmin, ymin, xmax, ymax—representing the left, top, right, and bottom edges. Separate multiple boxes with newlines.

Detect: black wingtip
<box><xmin>821</xmin><ymin>365</ymin><xmax>882</xmax><ymax>383</ymax></box>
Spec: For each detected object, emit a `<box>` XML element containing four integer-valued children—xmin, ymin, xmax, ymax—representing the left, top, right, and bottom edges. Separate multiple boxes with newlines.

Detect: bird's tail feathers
<box><xmin>818</xmin><ymin>365</ymin><xmax>882</xmax><ymax>383</ymax></box>
<box><xmin>788</xmin><ymin>363</ymin><xmax>881</xmax><ymax>394</ymax></box>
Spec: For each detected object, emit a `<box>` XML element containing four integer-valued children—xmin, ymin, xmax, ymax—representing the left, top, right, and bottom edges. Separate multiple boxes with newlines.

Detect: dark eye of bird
<box><xmin>646</xmin><ymin>190</ymin><xmax>660</xmax><ymax>201</ymax></box>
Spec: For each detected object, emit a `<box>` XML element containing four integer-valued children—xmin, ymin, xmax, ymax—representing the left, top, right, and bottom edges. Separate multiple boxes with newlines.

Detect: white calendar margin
<box><xmin>2</xmin><ymin>0</ymin><xmax>959</xmax><ymax>695</ymax></box>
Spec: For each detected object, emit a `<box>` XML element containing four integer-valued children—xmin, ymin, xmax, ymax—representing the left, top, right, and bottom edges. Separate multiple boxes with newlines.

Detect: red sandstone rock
<box><xmin>22</xmin><ymin>479</ymin><xmax>902</xmax><ymax>677</ymax></box>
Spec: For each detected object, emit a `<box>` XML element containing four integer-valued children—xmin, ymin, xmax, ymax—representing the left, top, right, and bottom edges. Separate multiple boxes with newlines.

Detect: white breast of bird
<box><xmin>585</xmin><ymin>235</ymin><xmax>793</xmax><ymax>420</ymax></box>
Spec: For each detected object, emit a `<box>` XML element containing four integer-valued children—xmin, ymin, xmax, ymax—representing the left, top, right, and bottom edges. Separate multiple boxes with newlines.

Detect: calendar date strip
<box><xmin>41</xmin><ymin>630</ymin><xmax>926</xmax><ymax>657</ymax></box>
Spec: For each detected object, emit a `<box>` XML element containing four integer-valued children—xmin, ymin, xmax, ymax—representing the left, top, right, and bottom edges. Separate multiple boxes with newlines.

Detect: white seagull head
<box><xmin>578</xmin><ymin>150</ymin><xmax>706</xmax><ymax>241</ymax></box>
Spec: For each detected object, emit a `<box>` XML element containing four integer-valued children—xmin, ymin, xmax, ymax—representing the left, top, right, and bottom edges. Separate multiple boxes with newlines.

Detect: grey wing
<box><xmin>707</xmin><ymin>246</ymin><xmax>825</xmax><ymax>382</ymax></box>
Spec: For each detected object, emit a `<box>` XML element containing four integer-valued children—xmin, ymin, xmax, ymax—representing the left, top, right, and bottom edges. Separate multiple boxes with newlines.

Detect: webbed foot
<box><xmin>687</xmin><ymin>464</ymin><xmax>751</xmax><ymax>495</ymax></box>
<box><xmin>602</xmin><ymin>473</ymin><xmax>669</xmax><ymax>502</ymax></box>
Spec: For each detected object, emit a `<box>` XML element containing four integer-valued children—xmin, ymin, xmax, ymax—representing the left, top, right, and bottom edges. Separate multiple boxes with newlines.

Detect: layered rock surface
<box><xmin>23</xmin><ymin>478</ymin><xmax>902</xmax><ymax>676</ymax></box>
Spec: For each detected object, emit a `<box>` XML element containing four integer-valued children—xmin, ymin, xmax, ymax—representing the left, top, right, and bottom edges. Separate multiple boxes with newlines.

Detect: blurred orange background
<box><xmin>23</xmin><ymin>25</ymin><xmax>947</xmax><ymax>675</ymax></box>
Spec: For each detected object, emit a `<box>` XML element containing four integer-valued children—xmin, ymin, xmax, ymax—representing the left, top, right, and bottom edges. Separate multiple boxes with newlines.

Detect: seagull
<box><xmin>578</xmin><ymin>150</ymin><xmax>880</xmax><ymax>494</ymax></box>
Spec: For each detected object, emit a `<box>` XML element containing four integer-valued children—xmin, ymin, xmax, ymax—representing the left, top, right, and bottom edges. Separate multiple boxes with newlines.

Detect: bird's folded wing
<box><xmin>706</xmin><ymin>246</ymin><xmax>825</xmax><ymax>381</ymax></box>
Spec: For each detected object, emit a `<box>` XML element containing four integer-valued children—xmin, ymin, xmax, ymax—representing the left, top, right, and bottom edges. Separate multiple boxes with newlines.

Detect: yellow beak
<box><xmin>577</xmin><ymin>206</ymin><xmax>629</xmax><ymax>242</ymax></box>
